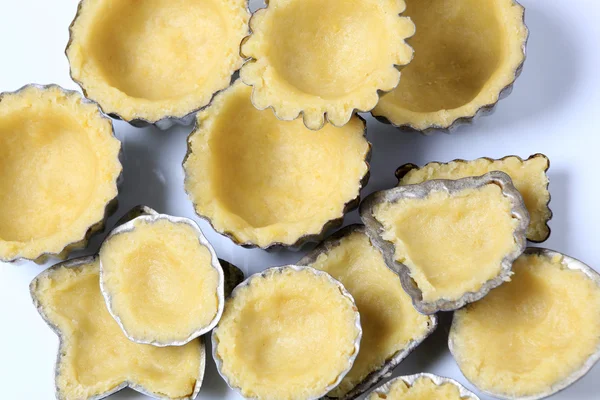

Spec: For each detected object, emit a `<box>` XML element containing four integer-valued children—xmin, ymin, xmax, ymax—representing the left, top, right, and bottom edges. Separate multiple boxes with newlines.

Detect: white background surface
<box><xmin>0</xmin><ymin>0</ymin><xmax>599</xmax><ymax>398</ymax></box>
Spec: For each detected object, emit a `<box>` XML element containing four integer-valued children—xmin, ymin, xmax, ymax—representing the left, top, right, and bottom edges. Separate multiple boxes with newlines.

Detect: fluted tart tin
<box><xmin>182</xmin><ymin>80</ymin><xmax>371</xmax><ymax>250</ymax></box>
<box><xmin>395</xmin><ymin>154</ymin><xmax>552</xmax><ymax>242</ymax></box>
<box><xmin>298</xmin><ymin>224</ymin><xmax>437</xmax><ymax>400</ymax></box>
<box><xmin>360</xmin><ymin>171</ymin><xmax>529</xmax><ymax>314</ymax></box>
<box><xmin>212</xmin><ymin>265</ymin><xmax>362</xmax><ymax>400</ymax></box>
<box><xmin>66</xmin><ymin>0</ymin><xmax>250</xmax><ymax>129</ymax></box>
<box><xmin>30</xmin><ymin>256</ymin><xmax>205</xmax><ymax>400</ymax></box>
<box><xmin>365</xmin><ymin>373</ymin><xmax>480</xmax><ymax>400</ymax></box>
<box><xmin>239</xmin><ymin>0</ymin><xmax>415</xmax><ymax>130</ymax></box>
<box><xmin>449</xmin><ymin>248</ymin><xmax>600</xmax><ymax>400</ymax></box>
<box><xmin>0</xmin><ymin>84</ymin><xmax>121</xmax><ymax>264</ymax></box>
<box><xmin>99</xmin><ymin>211</ymin><xmax>225</xmax><ymax>347</ymax></box>
<box><xmin>372</xmin><ymin>0</ymin><xmax>528</xmax><ymax>134</ymax></box>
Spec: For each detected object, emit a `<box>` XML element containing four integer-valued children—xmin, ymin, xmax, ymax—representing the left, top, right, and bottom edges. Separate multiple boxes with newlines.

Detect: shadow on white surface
<box><xmin>117</xmin><ymin>126</ymin><xmax>170</xmax><ymax>214</ymax></box>
<box><xmin>391</xmin><ymin>312</ymin><xmax>454</xmax><ymax>379</ymax></box>
<box><xmin>198</xmin><ymin>335</ymin><xmax>231</xmax><ymax>398</ymax></box>
<box><xmin>68</xmin><ymin>123</ymin><xmax>175</xmax><ymax>259</ymax></box>
<box><xmin>497</xmin><ymin>4</ymin><xmax>581</xmax><ymax>128</ymax></box>
<box><xmin>545</xmin><ymin>169</ymin><xmax>569</xmax><ymax>251</ymax></box>
<box><xmin>106</xmin><ymin>388</ymin><xmax>147</xmax><ymax>400</ymax></box>
<box><xmin>566</xmin><ymin>363</ymin><xmax>600</xmax><ymax>398</ymax></box>
<box><xmin>363</xmin><ymin>116</ymin><xmax>428</xmax><ymax>193</ymax></box>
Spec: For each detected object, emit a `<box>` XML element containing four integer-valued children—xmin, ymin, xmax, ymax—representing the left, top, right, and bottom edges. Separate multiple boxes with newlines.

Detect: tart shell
<box><xmin>360</xmin><ymin>172</ymin><xmax>529</xmax><ymax>314</ymax></box>
<box><xmin>115</xmin><ymin>207</ymin><xmax>245</xmax><ymax>298</ymax></box>
<box><xmin>449</xmin><ymin>248</ymin><xmax>600</xmax><ymax>400</ymax></box>
<box><xmin>66</xmin><ymin>0</ymin><xmax>250</xmax><ymax>129</ymax></box>
<box><xmin>30</xmin><ymin>255</ymin><xmax>205</xmax><ymax>400</ymax></box>
<box><xmin>372</xmin><ymin>0</ymin><xmax>528</xmax><ymax>133</ymax></box>
<box><xmin>240</xmin><ymin>0</ymin><xmax>415</xmax><ymax>130</ymax></box>
<box><xmin>0</xmin><ymin>84</ymin><xmax>121</xmax><ymax>263</ymax></box>
<box><xmin>212</xmin><ymin>265</ymin><xmax>362</xmax><ymax>400</ymax></box>
<box><xmin>395</xmin><ymin>154</ymin><xmax>552</xmax><ymax>242</ymax></box>
<box><xmin>182</xmin><ymin>81</ymin><xmax>371</xmax><ymax>250</ymax></box>
<box><xmin>365</xmin><ymin>373</ymin><xmax>480</xmax><ymax>400</ymax></box>
<box><xmin>298</xmin><ymin>224</ymin><xmax>437</xmax><ymax>400</ymax></box>
<box><xmin>99</xmin><ymin>212</ymin><xmax>225</xmax><ymax>347</ymax></box>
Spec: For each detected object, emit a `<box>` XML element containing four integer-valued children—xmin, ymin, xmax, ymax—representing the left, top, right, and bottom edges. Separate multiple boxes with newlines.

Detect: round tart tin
<box><xmin>182</xmin><ymin>81</ymin><xmax>371</xmax><ymax>250</ymax></box>
<box><xmin>365</xmin><ymin>373</ymin><xmax>480</xmax><ymax>400</ymax></box>
<box><xmin>449</xmin><ymin>248</ymin><xmax>600</xmax><ymax>400</ymax></box>
<box><xmin>30</xmin><ymin>255</ymin><xmax>205</xmax><ymax>400</ymax></box>
<box><xmin>360</xmin><ymin>171</ymin><xmax>529</xmax><ymax>314</ymax></box>
<box><xmin>212</xmin><ymin>265</ymin><xmax>363</xmax><ymax>400</ymax></box>
<box><xmin>0</xmin><ymin>84</ymin><xmax>121</xmax><ymax>264</ymax></box>
<box><xmin>372</xmin><ymin>0</ymin><xmax>528</xmax><ymax>133</ymax></box>
<box><xmin>99</xmin><ymin>211</ymin><xmax>225</xmax><ymax>347</ymax></box>
<box><xmin>298</xmin><ymin>224</ymin><xmax>437</xmax><ymax>400</ymax></box>
<box><xmin>66</xmin><ymin>0</ymin><xmax>250</xmax><ymax>129</ymax></box>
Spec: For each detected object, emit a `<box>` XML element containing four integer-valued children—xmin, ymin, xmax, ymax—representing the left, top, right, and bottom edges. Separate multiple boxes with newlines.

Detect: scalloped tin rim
<box><xmin>181</xmin><ymin>113</ymin><xmax>371</xmax><ymax>251</ymax></box>
<box><xmin>239</xmin><ymin>0</ymin><xmax>415</xmax><ymax>131</ymax></box>
<box><xmin>99</xmin><ymin>212</ymin><xmax>225</xmax><ymax>347</ymax></box>
<box><xmin>211</xmin><ymin>265</ymin><xmax>363</xmax><ymax>400</ymax></box>
<box><xmin>367</xmin><ymin>373</ymin><xmax>480</xmax><ymax>400</ymax></box>
<box><xmin>360</xmin><ymin>171</ymin><xmax>530</xmax><ymax>314</ymax></box>
<box><xmin>449</xmin><ymin>247</ymin><xmax>600</xmax><ymax>400</ymax></box>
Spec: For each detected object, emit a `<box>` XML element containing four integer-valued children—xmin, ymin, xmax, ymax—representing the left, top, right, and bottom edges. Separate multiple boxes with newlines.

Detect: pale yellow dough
<box><xmin>368</xmin><ymin>377</ymin><xmax>465</xmax><ymax>400</ymax></box>
<box><xmin>183</xmin><ymin>81</ymin><xmax>370</xmax><ymax>248</ymax></box>
<box><xmin>214</xmin><ymin>267</ymin><xmax>360</xmax><ymax>400</ymax></box>
<box><xmin>373</xmin><ymin>184</ymin><xmax>519</xmax><ymax>302</ymax></box>
<box><xmin>451</xmin><ymin>253</ymin><xmax>600</xmax><ymax>397</ymax></box>
<box><xmin>0</xmin><ymin>85</ymin><xmax>121</xmax><ymax>261</ymax></box>
<box><xmin>308</xmin><ymin>230</ymin><xmax>433</xmax><ymax>397</ymax></box>
<box><xmin>31</xmin><ymin>259</ymin><xmax>203</xmax><ymax>400</ymax></box>
<box><xmin>240</xmin><ymin>0</ymin><xmax>414</xmax><ymax>129</ymax></box>
<box><xmin>398</xmin><ymin>155</ymin><xmax>550</xmax><ymax>241</ymax></box>
<box><xmin>373</xmin><ymin>0</ymin><xmax>528</xmax><ymax>130</ymax></box>
<box><xmin>100</xmin><ymin>218</ymin><xmax>221</xmax><ymax>344</ymax></box>
<box><xmin>67</xmin><ymin>0</ymin><xmax>249</xmax><ymax>122</ymax></box>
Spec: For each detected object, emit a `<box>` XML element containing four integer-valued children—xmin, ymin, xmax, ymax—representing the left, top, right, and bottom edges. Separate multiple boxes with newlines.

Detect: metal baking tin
<box><xmin>372</xmin><ymin>0</ymin><xmax>528</xmax><ymax>134</ymax></box>
<box><xmin>0</xmin><ymin>83</ymin><xmax>122</xmax><ymax>264</ymax></box>
<box><xmin>365</xmin><ymin>373</ymin><xmax>480</xmax><ymax>400</ymax></box>
<box><xmin>360</xmin><ymin>171</ymin><xmax>530</xmax><ymax>314</ymax></box>
<box><xmin>182</xmin><ymin>104</ymin><xmax>371</xmax><ymax>251</ymax></box>
<box><xmin>395</xmin><ymin>154</ymin><xmax>552</xmax><ymax>243</ymax></box>
<box><xmin>65</xmin><ymin>0</ymin><xmax>251</xmax><ymax>130</ymax></box>
<box><xmin>99</xmin><ymin>211</ymin><xmax>225</xmax><ymax>347</ymax></box>
<box><xmin>211</xmin><ymin>265</ymin><xmax>363</xmax><ymax>400</ymax></box>
<box><xmin>298</xmin><ymin>224</ymin><xmax>438</xmax><ymax>400</ymax></box>
<box><xmin>30</xmin><ymin>255</ymin><xmax>205</xmax><ymax>400</ymax></box>
<box><xmin>113</xmin><ymin>204</ymin><xmax>159</xmax><ymax>226</ymax></box>
<box><xmin>220</xmin><ymin>259</ymin><xmax>245</xmax><ymax>298</ymax></box>
<box><xmin>449</xmin><ymin>247</ymin><xmax>600</xmax><ymax>400</ymax></box>
<box><xmin>239</xmin><ymin>0</ymin><xmax>415</xmax><ymax>131</ymax></box>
